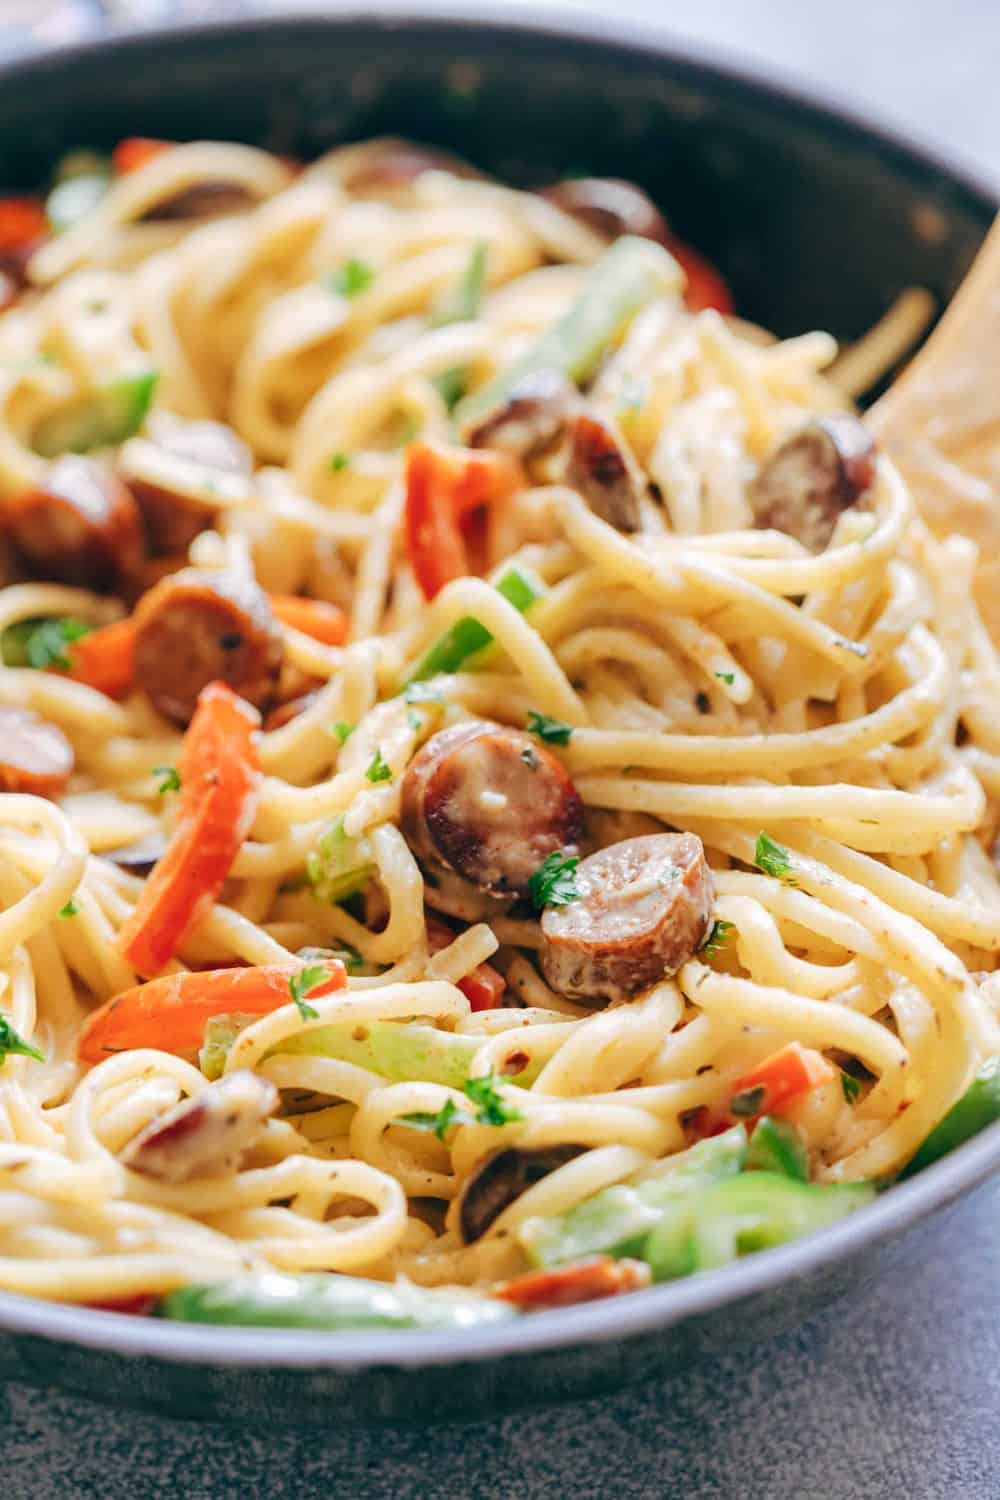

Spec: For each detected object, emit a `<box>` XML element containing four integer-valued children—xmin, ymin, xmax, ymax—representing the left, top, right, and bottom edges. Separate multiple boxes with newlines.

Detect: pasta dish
<box><xmin>0</xmin><ymin>136</ymin><xmax>996</xmax><ymax>1332</ymax></box>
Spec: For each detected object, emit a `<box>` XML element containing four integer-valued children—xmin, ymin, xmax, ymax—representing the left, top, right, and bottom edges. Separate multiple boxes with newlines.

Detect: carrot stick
<box><xmin>0</xmin><ymin>196</ymin><xmax>47</xmax><ymax>254</ymax></box>
<box><xmin>116</xmin><ymin>682</ymin><xmax>261</xmax><ymax>978</ymax></box>
<box><xmin>732</xmin><ymin>1042</ymin><xmax>835</xmax><ymax>1118</ymax></box>
<box><xmin>404</xmin><ymin>441</ymin><xmax>521</xmax><ymax>601</ymax></box>
<box><xmin>66</xmin><ymin>618</ymin><xmax>137</xmax><ymax>699</ymax></box>
<box><xmin>268</xmin><ymin>594</ymin><xmax>349</xmax><ymax>646</ymax></box>
<box><xmin>78</xmin><ymin>960</ymin><xmax>346</xmax><ymax>1062</ymax></box>
<box><xmin>426</xmin><ymin>917</ymin><xmax>505</xmax><ymax>1012</ymax></box>
<box><xmin>113</xmin><ymin>138</ymin><xmax>173</xmax><ymax>175</ymax></box>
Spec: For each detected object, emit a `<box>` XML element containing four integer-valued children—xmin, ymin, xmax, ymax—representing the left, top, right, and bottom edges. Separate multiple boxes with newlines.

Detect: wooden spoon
<box><xmin>871</xmin><ymin>216</ymin><xmax>1000</xmax><ymax>638</ymax></box>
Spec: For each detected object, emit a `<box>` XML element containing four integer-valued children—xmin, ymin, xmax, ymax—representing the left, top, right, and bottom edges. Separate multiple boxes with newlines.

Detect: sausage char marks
<box><xmin>132</xmin><ymin>567</ymin><xmax>284</xmax><ymax>727</ymax></box>
<box><xmin>467</xmin><ymin>369</ymin><xmax>579</xmax><ymax>461</ymax></box>
<box><xmin>540</xmin><ymin>832</ymin><xmax>714</xmax><ymax>1002</ymax></box>
<box><xmin>5</xmin><ymin>456</ymin><xmax>144</xmax><ymax>593</ymax></box>
<box><xmin>0</xmin><ymin>705</ymin><xmax>74</xmax><ymax>797</ymax></box>
<box><xmin>749</xmin><ymin>414</ymin><xmax>877</xmax><ymax>553</ymax></box>
<box><xmin>121</xmin><ymin>1070</ymin><xmax>278</xmax><ymax>1185</ymax></box>
<box><xmin>401</xmin><ymin>720</ymin><xmax>584</xmax><ymax>898</ymax></box>
<box><xmin>567</xmin><ymin>411</ymin><xmax>643</xmax><ymax>532</ymax></box>
<box><xmin>540</xmin><ymin>178</ymin><xmax>671</xmax><ymax>248</ymax></box>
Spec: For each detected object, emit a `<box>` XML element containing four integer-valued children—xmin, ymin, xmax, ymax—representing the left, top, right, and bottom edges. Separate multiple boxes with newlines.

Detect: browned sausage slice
<box><xmin>749</xmin><ymin>415</ymin><xmax>877</xmax><ymax>553</ymax></box>
<box><xmin>132</xmin><ymin>567</ymin><xmax>284</xmax><ymax>726</ymax></box>
<box><xmin>121</xmin><ymin>1070</ymin><xmax>278</xmax><ymax>1184</ymax></box>
<box><xmin>567</xmin><ymin>411</ymin><xmax>643</xmax><ymax>532</ymax></box>
<box><xmin>343</xmin><ymin>141</ymin><xmax>480</xmax><ymax>198</ymax></box>
<box><xmin>457</xmin><ymin>1144</ymin><xmax>586</xmax><ymax>1243</ymax></box>
<box><xmin>144</xmin><ymin>182</ymin><xmax>256</xmax><ymax>222</ymax></box>
<box><xmin>401</xmin><ymin>720</ymin><xmax>584</xmax><ymax>898</ymax></box>
<box><xmin>467</xmin><ymin>369</ymin><xmax>578</xmax><ymax>459</ymax></box>
<box><xmin>119</xmin><ymin>421</ymin><xmax>253</xmax><ymax>555</ymax></box>
<box><xmin>0</xmin><ymin>705</ymin><xmax>74</xmax><ymax>797</ymax></box>
<box><xmin>540</xmin><ymin>833</ymin><xmax>714</xmax><ymax>1002</ymax></box>
<box><xmin>6</xmin><ymin>456</ymin><xmax>144</xmax><ymax>593</ymax></box>
<box><xmin>540</xmin><ymin>178</ymin><xmax>671</xmax><ymax>247</ymax></box>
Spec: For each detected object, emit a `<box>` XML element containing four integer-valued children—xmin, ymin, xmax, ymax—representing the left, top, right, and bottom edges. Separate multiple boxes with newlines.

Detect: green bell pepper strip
<box><xmin>33</xmin><ymin>369</ymin><xmax>158</xmax><ymax>458</ymax></box>
<box><xmin>643</xmin><ymin>1172</ymin><xmax>876</xmax><ymax>1281</ymax></box>
<box><xmin>46</xmin><ymin>172</ymin><xmax>111</xmax><ymax>234</ymax></box>
<box><xmin>518</xmin><ymin>1126</ymin><xmax>747</xmax><ymax>1268</ymax></box>
<box><xmin>431</xmin><ymin>240</ymin><xmax>488</xmax><ymax>328</ymax></box>
<box><xmin>200</xmin><ymin>1012</ymin><xmax>544</xmax><ymax>1089</ymax></box>
<box><xmin>745</xmin><ymin>1116</ymin><xmax>809</xmax><ymax>1182</ymax></box>
<box><xmin>157</xmin><ymin>1272</ymin><xmax>516</xmax><ymax>1331</ymax></box>
<box><xmin>404</xmin><ymin>562</ymin><xmax>543</xmax><ymax>685</ymax></box>
<box><xmin>899</xmin><ymin>1057</ymin><xmax>1000</xmax><ymax>1180</ymax></box>
<box><xmin>453</xmin><ymin>235</ymin><xmax>682</xmax><ymax>432</ymax></box>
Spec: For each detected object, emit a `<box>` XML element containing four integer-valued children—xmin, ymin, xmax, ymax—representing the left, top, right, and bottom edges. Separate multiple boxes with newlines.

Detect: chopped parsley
<box><xmin>841</xmin><ymin>1071</ymin><xmax>862</xmax><ymax>1105</ymax></box>
<box><xmin>715</xmin><ymin>671</ymin><xmax>735</xmax><ymax>686</ymax></box>
<box><xmin>404</xmin><ymin>682</ymin><xmax>444</xmax><ymax>705</ymax></box>
<box><xmin>526</xmin><ymin>710</ymin><xmax>574</xmax><ymax>745</ymax></box>
<box><xmin>401</xmin><ymin>1070</ymin><xmax>524</xmax><ymax>1139</ymax></box>
<box><xmin>432</xmin><ymin>366</ymin><xmax>468</xmax><ymax>412</ymax></box>
<box><xmin>330</xmin><ymin>721</ymin><xmax>355</xmax><ymax>745</ymax></box>
<box><xmin>329</xmin><ymin>452</ymin><xmax>352</xmax><ymax>473</ymax></box>
<box><xmin>365</xmin><ymin>749</ymin><xmax>392</xmax><ymax>784</ymax></box>
<box><xmin>59</xmin><ymin>899</ymin><xmax>79</xmax><ymax>918</ymax></box>
<box><xmin>730</xmin><ymin>1084</ymin><xmax>766</xmax><ymax>1118</ymax></box>
<box><xmin>699</xmin><ymin>919</ymin><xmax>734</xmax><ymax>957</ymax></box>
<box><xmin>0</xmin><ymin>1015</ymin><xmax>44</xmax><ymax>1066</ymax></box>
<box><xmin>153</xmin><ymin>765</ymin><xmax>181</xmax><ymax>795</ymax></box>
<box><xmin>1</xmin><ymin>615</ymin><xmax>91</xmax><ymax>671</ymax></box>
<box><xmin>529</xmin><ymin>850</ymin><xmax>581</xmax><ymax>912</ymax></box>
<box><xmin>754</xmin><ymin>832</ymin><xmax>797</xmax><ymax>885</ymax></box>
<box><xmin>288</xmin><ymin>964</ymin><xmax>330</xmax><ymax>1022</ymax></box>
<box><xmin>327</xmin><ymin>258</ymin><xmax>375</xmax><ymax>299</ymax></box>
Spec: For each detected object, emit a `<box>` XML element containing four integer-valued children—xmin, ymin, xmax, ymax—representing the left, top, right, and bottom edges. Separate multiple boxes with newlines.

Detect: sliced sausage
<box><xmin>401</xmin><ymin>720</ymin><xmax>584</xmax><ymax>898</ymax></box>
<box><xmin>343</xmin><ymin>141</ymin><xmax>479</xmax><ymax>198</ymax></box>
<box><xmin>457</xmin><ymin>1145</ymin><xmax>586</xmax><ymax>1243</ymax></box>
<box><xmin>495</xmin><ymin>1256</ymin><xmax>651</xmax><ymax>1308</ymax></box>
<box><xmin>540</xmin><ymin>178</ymin><xmax>671</xmax><ymax>247</ymax></box>
<box><xmin>749</xmin><ymin>415</ymin><xmax>878</xmax><ymax>553</ymax></box>
<box><xmin>119</xmin><ymin>421</ymin><xmax>253</xmax><ymax>555</ymax></box>
<box><xmin>540</xmin><ymin>833</ymin><xmax>714</xmax><ymax>1002</ymax></box>
<box><xmin>0</xmin><ymin>706</ymin><xmax>74</xmax><ymax>798</ymax></box>
<box><xmin>144</xmin><ymin>182</ymin><xmax>256</xmax><ymax>222</ymax></box>
<box><xmin>5</xmin><ymin>456</ymin><xmax>144</xmax><ymax>593</ymax></box>
<box><xmin>121</xmin><ymin>1070</ymin><xmax>278</xmax><ymax>1184</ymax></box>
<box><xmin>467</xmin><ymin>369</ymin><xmax>578</xmax><ymax>459</ymax></box>
<box><xmin>567</xmin><ymin>411</ymin><xmax>643</xmax><ymax>532</ymax></box>
<box><xmin>132</xmin><ymin>567</ymin><xmax>284</xmax><ymax>726</ymax></box>
<box><xmin>102</xmin><ymin>831</ymin><xmax>168</xmax><ymax>876</ymax></box>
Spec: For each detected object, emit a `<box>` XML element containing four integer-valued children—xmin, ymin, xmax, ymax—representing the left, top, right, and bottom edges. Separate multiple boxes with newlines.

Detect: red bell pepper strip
<box><xmin>404</xmin><ymin>441</ymin><xmax>521</xmax><ymax>601</ymax></box>
<box><xmin>426</xmin><ymin>917</ymin><xmax>505</xmax><ymax>1011</ymax></box>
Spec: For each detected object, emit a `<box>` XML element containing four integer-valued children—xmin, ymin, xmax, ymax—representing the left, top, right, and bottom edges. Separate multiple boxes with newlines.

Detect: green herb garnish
<box><xmin>59</xmin><ymin>899</ymin><xmax>79</xmax><ymax>918</ymax></box>
<box><xmin>331</xmin><ymin>722</ymin><xmax>355</xmax><ymax>745</ymax></box>
<box><xmin>366</xmin><ymin>749</ymin><xmax>392</xmax><ymax>784</ymax></box>
<box><xmin>754</xmin><ymin>833</ymin><xmax>797</xmax><ymax>885</ymax></box>
<box><xmin>288</xmin><ymin>965</ymin><xmax>330</xmax><ymax>1022</ymax></box>
<box><xmin>700</xmin><ymin>919</ymin><xmax>734</xmax><ymax>957</ymax></box>
<box><xmin>2</xmin><ymin>616</ymin><xmax>91</xmax><ymax>671</ymax></box>
<box><xmin>529</xmin><ymin>851</ymin><xmax>581</xmax><ymax>912</ymax></box>
<box><xmin>0</xmin><ymin>1015</ymin><xmax>44</xmax><ymax>1066</ymax></box>
<box><xmin>329</xmin><ymin>452</ymin><xmax>352</xmax><ymax>473</ymax></box>
<box><xmin>841</xmin><ymin>1071</ymin><xmax>862</xmax><ymax>1105</ymax></box>
<box><xmin>153</xmin><ymin>765</ymin><xmax>181</xmax><ymax>795</ymax></box>
<box><xmin>402</xmin><ymin>1069</ymin><xmax>524</xmax><ymax>1139</ymax></box>
<box><xmin>526</xmin><ymin>711</ymin><xmax>574</xmax><ymax>746</ymax></box>
<box><xmin>328</xmin><ymin>258</ymin><xmax>375</xmax><ymax>299</ymax></box>
<box><xmin>715</xmin><ymin>671</ymin><xmax>735</xmax><ymax>686</ymax></box>
<box><xmin>432</xmin><ymin>366</ymin><xmax>468</xmax><ymax>412</ymax></box>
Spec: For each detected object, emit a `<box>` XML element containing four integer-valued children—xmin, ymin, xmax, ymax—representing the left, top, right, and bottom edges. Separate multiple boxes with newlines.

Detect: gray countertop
<box><xmin>4</xmin><ymin>3</ymin><xmax>999</xmax><ymax>1495</ymax></box>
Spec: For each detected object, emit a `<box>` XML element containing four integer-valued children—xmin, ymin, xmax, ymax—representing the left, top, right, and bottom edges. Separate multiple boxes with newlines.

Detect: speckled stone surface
<box><xmin>4</xmin><ymin>3</ymin><xmax>1000</xmax><ymax>1495</ymax></box>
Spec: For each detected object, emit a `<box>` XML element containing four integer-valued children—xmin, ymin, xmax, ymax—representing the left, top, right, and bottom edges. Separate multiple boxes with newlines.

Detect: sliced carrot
<box><xmin>732</xmin><ymin>1042</ymin><xmax>835</xmax><ymax>1118</ymax></box>
<box><xmin>113</xmin><ymin>138</ymin><xmax>173</xmax><ymax>175</ymax></box>
<box><xmin>78</xmin><ymin>959</ymin><xmax>346</xmax><ymax>1063</ymax></box>
<box><xmin>495</xmin><ymin>1257</ymin><xmax>649</xmax><ymax>1309</ymax></box>
<box><xmin>404</xmin><ymin>441</ymin><xmax>521</xmax><ymax>601</ymax></box>
<box><xmin>268</xmin><ymin>594</ymin><xmax>349</xmax><ymax>646</ymax></box>
<box><xmin>116</xmin><ymin>681</ymin><xmax>261</xmax><ymax>978</ymax></box>
<box><xmin>426</xmin><ymin>917</ymin><xmax>506</xmax><ymax>1012</ymax></box>
<box><xmin>0</xmin><ymin>196</ymin><xmax>47</xmax><ymax>254</ymax></box>
<box><xmin>670</xmin><ymin>239</ymin><xmax>734</xmax><ymax>315</ymax></box>
<box><xmin>66</xmin><ymin>618</ymin><xmax>137</xmax><ymax>699</ymax></box>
